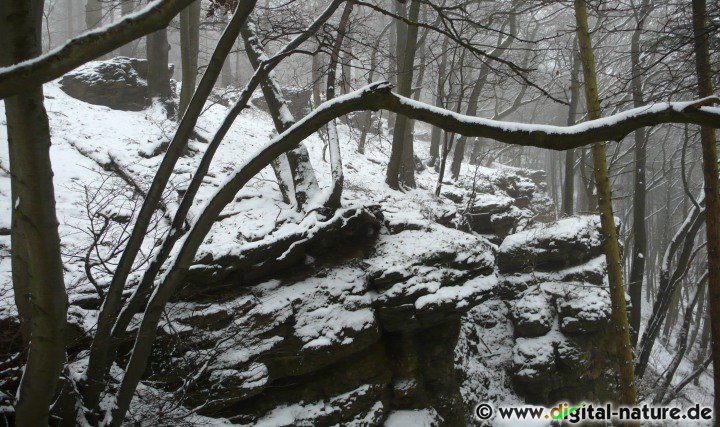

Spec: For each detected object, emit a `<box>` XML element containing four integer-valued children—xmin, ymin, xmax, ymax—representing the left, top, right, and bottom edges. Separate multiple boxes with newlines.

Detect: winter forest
<box><xmin>1</xmin><ymin>0</ymin><xmax>720</xmax><ymax>425</ymax></box>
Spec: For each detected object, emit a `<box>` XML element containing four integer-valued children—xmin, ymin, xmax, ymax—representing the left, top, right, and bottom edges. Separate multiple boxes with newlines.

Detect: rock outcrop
<box><xmin>59</xmin><ymin>57</ymin><xmax>174</xmax><ymax>111</ymax></box>
<box><xmin>435</xmin><ymin>164</ymin><xmax>553</xmax><ymax>242</ymax></box>
<box><xmin>496</xmin><ymin>216</ymin><xmax>618</xmax><ymax>404</ymax></box>
<box><xmin>123</xmin><ymin>208</ymin><xmax>498</xmax><ymax>425</ymax></box>
<box><xmin>0</xmin><ymin>164</ymin><xmax>619</xmax><ymax>426</ymax></box>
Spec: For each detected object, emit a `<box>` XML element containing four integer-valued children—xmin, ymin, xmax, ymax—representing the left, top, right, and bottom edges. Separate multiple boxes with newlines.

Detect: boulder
<box><xmin>497</xmin><ymin>216</ymin><xmax>607</xmax><ymax>274</ymax></box>
<box><xmin>59</xmin><ymin>57</ymin><xmax>174</xmax><ymax>111</ymax></box>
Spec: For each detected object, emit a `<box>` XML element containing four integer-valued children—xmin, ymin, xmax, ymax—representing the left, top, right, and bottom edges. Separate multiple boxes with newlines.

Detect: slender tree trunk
<box><xmin>323</xmin><ymin>1</ymin><xmax>354</xmax><ymax>208</ymax></box>
<box><xmin>562</xmin><ymin>44</ymin><xmax>580</xmax><ymax>216</ymax></box>
<box><xmin>312</xmin><ymin>52</ymin><xmax>324</xmax><ymax>109</ymax></box>
<box><xmin>179</xmin><ymin>0</ymin><xmax>200</xmax><ymax>115</ymax></box>
<box><xmin>387</xmin><ymin>13</ymin><xmax>397</xmax><ymax>131</ymax></box>
<box><xmin>85</xmin><ymin>0</ymin><xmax>102</xmax><ymax>29</ymax></box>
<box><xmin>691</xmin><ymin>0</ymin><xmax>720</xmax><ymax>419</ymax></box>
<box><xmin>241</xmin><ymin>21</ymin><xmax>320</xmax><ymax>210</ymax></box>
<box><xmin>450</xmin><ymin>10</ymin><xmax>516</xmax><ymax>180</ymax></box>
<box><xmin>574</xmin><ymin>0</ymin><xmax>637</xmax><ymax>411</ymax></box>
<box><xmin>386</xmin><ymin>0</ymin><xmax>420</xmax><ymax>189</ymax></box>
<box><xmin>1</xmin><ymin>1</ymin><xmax>68</xmax><ymax>425</ymax></box>
<box><xmin>117</xmin><ymin>0</ymin><xmax>136</xmax><ymax>57</ymax></box>
<box><xmin>146</xmin><ymin>27</ymin><xmax>174</xmax><ymax>115</ymax></box>
<box><xmin>628</xmin><ymin>0</ymin><xmax>651</xmax><ymax>346</ymax></box>
<box><xmin>429</xmin><ymin>36</ymin><xmax>449</xmax><ymax>166</ymax></box>
<box><xmin>66</xmin><ymin>0</ymin><xmax>74</xmax><ymax>39</ymax></box>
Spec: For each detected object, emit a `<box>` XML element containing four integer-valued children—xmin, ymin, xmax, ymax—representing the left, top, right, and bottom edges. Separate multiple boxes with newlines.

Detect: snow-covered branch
<box><xmin>0</xmin><ymin>0</ymin><xmax>195</xmax><ymax>99</ymax></box>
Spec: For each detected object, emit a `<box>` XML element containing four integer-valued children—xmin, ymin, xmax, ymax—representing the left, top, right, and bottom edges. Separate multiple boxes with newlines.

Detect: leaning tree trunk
<box><xmin>628</xmin><ymin>0</ymin><xmax>651</xmax><ymax>346</ymax></box>
<box><xmin>323</xmin><ymin>1</ymin><xmax>354</xmax><ymax>208</ymax></box>
<box><xmin>691</xmin><ymin>0</ymin><xmax>720</xmax><ymax>418</ymax></box>
<box><xmin>81</xmin><ymin>2</ymin><xmax>258</xmax><ymax>417</ymax></box>
<box><xmin>241</xmin><ymin>22</ymin><xmax>320</xmax><ymax>210</ymax></box>
<box><xmin>653</xmin><ymin>273</ymin><xmax>708</xmax><ymax>404</ymax></box>
<box><xmin>179</xmin><ymin>0</ymin><xmax>201</xmax><ymax>115</ymax></box>
<box><xmin>0</xmin><ymin>1</ymin><xmax>68</xmax><ymax>425</ymax></box>
<box><xmin>574</xmin><ymin>0</ymin><xmax>637</xmax><ymax>410</ymax></box>
<box><xmin>450</xmin><ymin>9</ymin><xmax>516</xmax><ymax>180</ymax></box>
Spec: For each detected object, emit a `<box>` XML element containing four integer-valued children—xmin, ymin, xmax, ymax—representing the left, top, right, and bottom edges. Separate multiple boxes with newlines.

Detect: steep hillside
<box><xmin>0</xmin><ymin>77</ymin><xmax>713</xmax><ymax>426</ymax></box>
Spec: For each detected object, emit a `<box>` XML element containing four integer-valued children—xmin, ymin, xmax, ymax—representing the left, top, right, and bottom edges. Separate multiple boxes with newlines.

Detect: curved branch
<box><xmin>0</xmin><ymin>0</ymin><xmax>196</xmax><ymax>99</ymax></box>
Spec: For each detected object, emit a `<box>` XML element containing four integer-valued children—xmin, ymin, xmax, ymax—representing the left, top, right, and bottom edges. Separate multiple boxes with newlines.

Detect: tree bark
<box><xmin>323</xmin><ymin>1</ymin><xmax>354</xmax><ymax>208</ymax></box>
<box><xmin>1</xmin><ymin>1</ymin><xmax>68</xmax><ymax>425</ymax></box>
<box><xmin>385</xmin><ymin>0</ymin><xmax>420</xmax><ymax>189</ymax></box>
<box><xmin>691</xmin><ymin>0</ymin><xmax>720</xmax><ymax>419</ymax></box>
<box><xmin>628</xmin><ymin>0</ymin><xmax>651</xmax><ymax>347</ymax></box>
<box><xmin>241</xmin><ymin>21</ymin><xmax>320</xmax><ymax>209</ymax></box>
<box><xmin>179</xmin><ymin>0</ymin><xmax>200</xmax><ymax>115</ymax></box>
<box><xmin>85</xmin><ymin>0</ymin><xmax>102</xmax><ymax>30</ymax></box>
<box><xmin>117</xmin><ymin>0</ymin><xmax>137</xmax><ymax>57</ymax></box>
<box><xmin>429</xmin><ymin>36</ymin><xmax>449</xmax><ymax>166</ymax></box>
<box><xmin>574</xmin><ymin>0</ymin><xmax>637</xmax><ymax>410</ymax></box>
<box><xmin>562</xmin><ymin>44</ymin><xmax>580</xmax><ymax>216</ymax></box>
<box><xmin>450</xmin><ymin>10</ymin><xmax>516</xmax><ymax>180</ymax></box>
<box><xmin>146</xmin><ymin>26</ymin><xmax>174</xmax><ymax>114</ymax></box>
<box><xmin>654</xmin><ymin>273</ymin><xmax>707</xmax><ymax>404</ymax></box>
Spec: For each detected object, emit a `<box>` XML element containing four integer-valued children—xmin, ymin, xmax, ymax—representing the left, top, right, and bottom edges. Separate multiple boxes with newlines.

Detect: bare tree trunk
<box><xmin>562</xmin><ymin>43</ymin><xmax>580</xmax><ymax>216</ymax></box>
<box><xmin>429</xmin><ymin>36</ymin><xmax>449</xmax><ymax>166</ymax></box>
<box><xmin>66</xmin><ymin>0</ymin><xmax>74</xmax><ymax>39</ymax></box>
<box><xmin>357</xmin><ymin>28</ymin><xmax>386</xmax><ymax>154</ymax></box>
<box><xmin>691</xmin><ymin>0</ymin><xmax>720</xmax><ymax>417</ymax></box>
<box><xmin>179</xmin><ymin>0</ymin><xmax>200</xmax><ymax>115</ymax></box>
<box><xmin>450</xmin><ymin>10</ymin><xmax>516</xmax><ymax>180</ymax></box>
<box><xmin>85</xmin><ymin>0</ymin><xmax>102</xmax><ymax>29</ymax></box>
<box><xmin>387</xmin><ymin>13</ymin><xmax>397</xmax><ymax>131</ymax></box>
<box><xmin>574</xmin><ymin>0</ymin><xmax>637</xmax><ymax>410</ymax></box>
<box><xmin>1</xmin><ymin>1</ymin><xmax>68</xmax><ymax>425</ymax></box>
<box><xmin>241</xmin><ymin>22</ymin><xmax>320</xmax><ymax>210</ymax></box>
<box><xmin>385</xmin><ymin>0</ymin><xmax>420</xmax><ymax>189</ymax></box>
<box><xmin>117</xmin><ymin>0</ymin><xmax>136</xmax><ymax>57</ymax></box>
<box><xmin>323</xmin><ymin>1</ymin><xmax>354</xmax><ymax>208</ymax></box>
<box><xmin>312</xmin><ymin>52</ymin><xmax>324</xmax><ymax>109</ymax></box>
<box><xmin>628</xmin><ymin>0</ymin><xmax>651</xmax><ymax>346</ymax></box>
<box><xmin>636</xmin><ymin>202</ymin><xmax>706</xmax><ymax>377</ymax></box>
<box><xmin>146</xmin><ymin>27</ymin><xmax>174</xmax><ymax>115</ymax></box>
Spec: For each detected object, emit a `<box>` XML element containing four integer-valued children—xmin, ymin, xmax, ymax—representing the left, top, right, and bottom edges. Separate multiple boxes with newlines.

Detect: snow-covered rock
<box><xmin>59</xmin><ymin>57</ymin><xmax>174</xmax><ymax>111</ymax></box>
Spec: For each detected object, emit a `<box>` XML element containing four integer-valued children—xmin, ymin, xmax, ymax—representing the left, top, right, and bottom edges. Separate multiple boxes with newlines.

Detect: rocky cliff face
<box><xmin>126</xmin><ymin>191</ymin><xmax>616</xmax><ymax>425</ymax></box>
<box><xmin>0</xmin><ymin>68</ymin><xmax>619</xmax><ymax>425</ymax></box>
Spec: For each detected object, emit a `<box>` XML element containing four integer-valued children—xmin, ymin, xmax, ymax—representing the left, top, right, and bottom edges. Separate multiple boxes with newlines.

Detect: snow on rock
<box><xmin>59</xmin><ymin>57</ymin><xmax>174</xmax><ymax>111</ymax></box>
<box><xmin>511</xmin><ymin>290</ymin><xmax>555</xmax><ymax>337</ymax></box>
<box><xmin>498</xmin><ymin>215</ymin><xmax>610</xmax><ymax>273</ymax></box>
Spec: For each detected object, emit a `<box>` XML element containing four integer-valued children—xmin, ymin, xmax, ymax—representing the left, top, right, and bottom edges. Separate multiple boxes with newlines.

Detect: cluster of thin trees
<box><xmin>1</xmin><ymin>0</ymin><xmax>720</xmax><ymax>425</ymax></box>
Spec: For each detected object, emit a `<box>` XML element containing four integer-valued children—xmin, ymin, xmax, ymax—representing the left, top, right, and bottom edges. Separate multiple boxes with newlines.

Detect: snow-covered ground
<box><xmin>0</xmin><ymin>81</ymin><xmax>714</xmax><ymax>426</ymax></box>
